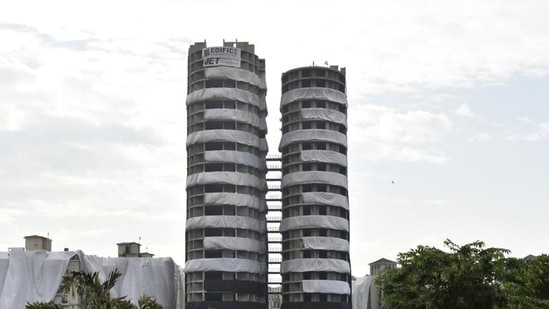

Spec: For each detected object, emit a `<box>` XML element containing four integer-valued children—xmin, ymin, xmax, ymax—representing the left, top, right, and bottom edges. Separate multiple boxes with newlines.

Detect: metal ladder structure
<box><xmin>266</xmin><ymin>154</ymin><xmax>282</xmax><ymax>309</ymax></box>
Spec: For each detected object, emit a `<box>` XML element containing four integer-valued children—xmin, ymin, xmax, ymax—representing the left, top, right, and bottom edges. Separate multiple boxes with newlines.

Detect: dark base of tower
<box><xmin>185</xmin><ymin>301</ymin><xmax>268</xmax><ymax>309</ymax></box>
<box><xmin>281</xmin><ymin>302</ymin><xmax>351</xmax><ymax>309</ymax></box>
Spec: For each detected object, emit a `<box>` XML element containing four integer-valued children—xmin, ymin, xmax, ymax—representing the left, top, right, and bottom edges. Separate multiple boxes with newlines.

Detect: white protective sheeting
<box><xmin>186</xmin><ymin>172</ymin><xmax>266</xmax><ymax>191</ymax></box>
<box><xmin>203</xmin><ymin>237</ymin><xmax>265</xmax><ymax>253</ymax></box>
<box><xmin>279</xmin><ymin>216</ymin><xmax>349</xmax><ymax>232</ymax></box>
<box><xmin>259</xmin><ymin>118</ymin><xmax>267</xmax><ymax>131</ymax></box>
<box><xmin>258</xmin><ymin>96</ymin><xmax>267</xmax><ymax>112</ymax></box>
<box><xmin>279</xmin><ymin>130</ymin><xmax>347</xmax><ymax>150</ymax></box>
<box><xmin>0</xmin><ymin>250</ymin><xmax>183</xmax><ymax>309</ymax></box>
<box><xmin>281</xmin><ymin>88</ymin><xmax>348</xmax><ymax>107</ymax></box>
<box><xmin>204</xmin><ymin>151</ymin><xmax>261</xmax><ymax>169</ymax></box>
<box><xmin>258</xmin><ymin>196</ymin><xmax>267</xmax><ymax>212</ymax></box>
<box><xmin>302</xmin><ymin>192</ymin><xmax>349</xmax><ymax>209</ymax></box>
<box><xmin>300</xmin><ymin>109</ymin><xmax>347</xmax><ymax>127</ymax></box>
<box><xmin>258</xmin><ymin>71</ymin><xmax>267</xmax><ymax>91</ymax></box>
<box><xmin>0</xmin><ymin>250</ymin><xmax>72</xmax><ymax>309</ymax></box>
<box><xmin>302</xmin><ymin>237</ymin><xmax>350</xmax><ymax>251</ymax></box>
<box><xmin>301</xmin><ymin>150</ymin><xmax>347</xmax><ymax>167</ymax></box>
<box><xmin>281</xmin><ymin>258</ymin><xmax>350</xmax><ymax>273</ymax></box>
<box><xmin>281</xmin><ymin>171</ymin><xmax>348</xmax><ymax>188</ymax></box>
<box><xmin>86</xmin><ymin>256</ymin><xmax>180</xmax><ymax>309</ymax></box>
<box><xmin>302</xmin><ymin>280</ymin><xmax>351</xmax><ymax>295</ymax></box>
<box><xmin>204</xmin><ymin>67</ymin><xmax>264</xmax><ymax>89</ymax></box>
<box><xmin>259</xmin><ymin>138</ymin><xmax>269</xmax><ymax>152</ymax></box>
<box><xmin>204</xmin><ymin>192</ymin><xmax>260</xmax><ymax>209</ymax></box>
<box><xmin>184</xmin><ymin>258</ymin><xmax>265</xmax><ymax>273</ymax></box>
<box><xmin>187</xmin><ymin>130</ymin><xmax>259</xmax><ymax>147</ymax></box>
<box><xmin>352</xmin><ymin>276</ymin><xmax>373</xmax><ymax>309</ymax></box>
<box><xmin>186</xmin><ymin>88</ymin><xmax>260</xmax><ymax>107</ymax></box>
<box><xmin>186</xmin><ymin>216</ymin><xmax>265</xmax><ymax>232</ymax></box>
<box><xmin>204</xmin><ymin>109</ymin><xmax>260</xmax><ymax>127</ymax></box>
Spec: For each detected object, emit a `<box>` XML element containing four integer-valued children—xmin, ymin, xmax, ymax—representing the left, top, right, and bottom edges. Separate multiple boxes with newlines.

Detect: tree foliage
<box><xmin>377</xmin><ymin>239</ymin><xmax>549</xmax><ymax>309</ymax></box>
<box><xmin>26</xmin><ymin>269</ymin><xmax>165</xmax><ymax>309</ymax></box>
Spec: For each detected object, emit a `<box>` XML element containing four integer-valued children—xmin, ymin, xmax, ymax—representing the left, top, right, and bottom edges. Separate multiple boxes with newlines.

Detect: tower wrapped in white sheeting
<box><xmin>278</xmin><ymin>66</ymin><xmax>351</xmax><ymax>309</ymax></box>
<box><xmin>185</xmin><ymin>41</ymin><xmax>268</xmax><ymax>309</ymax></box>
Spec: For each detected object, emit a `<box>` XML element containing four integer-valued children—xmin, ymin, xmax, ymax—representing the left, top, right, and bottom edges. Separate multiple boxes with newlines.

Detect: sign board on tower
<box><xmin>202</xmin><ymin>47</ymin><xmax>241</xmax><ymax>68</ymax></box>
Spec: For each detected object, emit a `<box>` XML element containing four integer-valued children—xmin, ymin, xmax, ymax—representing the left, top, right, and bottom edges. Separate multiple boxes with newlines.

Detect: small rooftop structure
<box><xmin>116</xmin><ymin>242</ymin><xmax>154</xmax><ymax>258</ymax></box>
<box><xmin>369</xmin><ymin>258</ymin><xmax>398</xmax><ymax>276</ymax></box>
<box><xmin>24</xmin><ymin>235</ymin><xmax>52</xmax><ymax>251</ymax></box>
<box><xmin>116</xmin><ymin>242</ymin><xmax>141</xmax><ymax>257</ymax></box>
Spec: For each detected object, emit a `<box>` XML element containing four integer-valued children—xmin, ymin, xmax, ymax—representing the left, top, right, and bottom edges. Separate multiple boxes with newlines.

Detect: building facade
<box><xmin>185</xmin><ymin>41</ymin><xmax>269</xmax><ymax>309</ymax></box>
<box><xmin>279</xmin><ymin>66</ymin><xmax>351</xmax><ymax>309</ymax></box>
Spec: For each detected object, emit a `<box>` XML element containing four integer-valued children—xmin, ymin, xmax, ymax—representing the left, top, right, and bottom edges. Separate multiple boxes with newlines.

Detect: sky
<box><xmin>1</xmin><ymin>0</ymin><xmax>549</xmax><ymax>277</ymax></box>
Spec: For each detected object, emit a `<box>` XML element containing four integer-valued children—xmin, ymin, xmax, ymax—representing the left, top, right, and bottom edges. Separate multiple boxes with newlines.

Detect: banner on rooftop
<box><xmin>203</xmin><ymin>47</ymin><xmax>241</xmax><ymax>68</ymax></box>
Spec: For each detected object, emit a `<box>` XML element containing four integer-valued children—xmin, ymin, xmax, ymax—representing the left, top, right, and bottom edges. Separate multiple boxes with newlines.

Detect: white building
<box><xmin>0</xmin><ymin>236</ymin><xmax>184</xmax><ymax>309</ymax></box>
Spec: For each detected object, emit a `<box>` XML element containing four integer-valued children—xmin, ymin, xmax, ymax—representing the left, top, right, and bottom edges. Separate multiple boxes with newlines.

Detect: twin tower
<box><xmin>185</xmin><ymin>41</ymin><xmax>351</xmax><ymax>309</ymax></box>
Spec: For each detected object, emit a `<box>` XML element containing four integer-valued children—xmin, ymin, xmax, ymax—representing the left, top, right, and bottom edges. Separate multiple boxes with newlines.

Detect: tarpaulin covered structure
<box><xmin>0</xmin><ymin>249</ymin><xmax>184</xmax><ymax>309</ymax></box>
<box><xmin>278</xmin><ymin>66</ymin><xmax>351</xmax><ymax>309</ymax></box>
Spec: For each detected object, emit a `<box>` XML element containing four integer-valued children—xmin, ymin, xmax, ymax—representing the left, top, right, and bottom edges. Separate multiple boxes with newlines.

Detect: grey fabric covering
<box><xmin>280</xmin><ymin>88</ymin><xmax>347</xmax><ymax>107</ymax></box>
<box><xmin>279</xmin><ymin>216</ymin><xmax>349</xmax><ymax>232</ymax></box>
<box><xmin>281</xmin><ymin>258</ymin><xmax>350</xmax><ymax>273</ymax></box>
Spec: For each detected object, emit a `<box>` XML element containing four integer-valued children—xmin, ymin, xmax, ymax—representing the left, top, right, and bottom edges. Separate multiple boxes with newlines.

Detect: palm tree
<box><xmin>26</xmin><ymin>269</ymin><xmax>165</xmax><ymax>309</ymax></box>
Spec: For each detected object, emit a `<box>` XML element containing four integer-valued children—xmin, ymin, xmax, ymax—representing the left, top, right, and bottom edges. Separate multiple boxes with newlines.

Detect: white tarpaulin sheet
<box><xmin>0</xmin><ymin>250</ymin><xmax>71</xmax><ymax>309</ymax></box>
<box><xmin>89</xmin><ymin>257</ymin><xmax>179</xmax><ymax>309</ymax></box>
<box><xmin>259</xmin><ymin>118</ymin><xmax>267</xmax><ymax>131</ymax></box>
<box><xmin>203</xmin><ymin>237</ymin><xmax>265</xmax><ymax>253</ymax></box>
<box><xmin>352</xmin><ymin>276</ymin><xmax>373</xmax><ymax>309</ymax></box>
<box><xmin>302</xmin><ymin>280</ymin><xmax>350</xmax><ymax>295</ymax></box>
<box><xmin>186</xmin><ymin>216</ymin><xmax>265</xmax><ymax>232</ymax></box>
<box><xmin>204</xmin><ymin>109</ymin><xmax>260</xmax><ymax>127</ymax></box>
<box><xmin>204</xmin><ymin>192</ymin><xmax>260</xmax><ymax>209</ymax></box>
<box><xmin>257</xmin><ymin>71</ymin><xmax>267</xmax><ymax>91</ymax></box>
<box><xmin>187</xmin><ymin>130</ymin><xmax>259</xmax><ymax>147</ymax></box>
<box><xmin>0</xmin><ymin>250</ymin><xmax>183</xmax><ymax>309</ymax></box>
<box><xmin>186</xmin><ymin>88</ymin><xmax>260</xmax><ymax>107</ymax></box>
<box><xmin>204</xmin><ymin>151</ymin><xmax>261</xmax><ymax>169</ymax></box>
<box><xmin>302</xmin><ymin>192</ymin><xmax>349</xmax><ymax>209</ymax></box>
<box><xmin>204</xmin><ymin>67</ymin><xmax>264</xmax><ymax>88</ymax></box>
<box><xmin>281</xmin><ymin>258</ymin><xmax>350</xmax><ymax>273</ymax></box>
<box><xmin>186</xmin><ymin>172</ymin><xmax>266</xmax><ymax>191</ymax></box>
<box><xmin>281</xmin><ymin>171</ymin><xmax>348</xmax><ymax>188</ymax></box>
<box><xmin>259</xmin><ymin>138</ymin><xmax>268</xmax><ymax>152</ymax></box>
<box><xmin>279</xmin><ymin>130</ymin><xmax>347</xmax><ymax>150</ymax></box>
<box><xmin>279</xmin><ymin>216</ymin><xmax>349</xmax><ymax>232</ymax></box>
<box><xmin>300</xmin><ymin>150</ymin><xmax>347</xmax><ymax>167</ymax></box>
<box><xmin>280</xmin><ymin>88</ymin><xmax>348</xmax><ymax>107</ymax></box>
<box><xmin>302</xmin><ymin>237</ymin><xmax>350</xmax><ymax>251</ymax></box>
<box><xmin>259</xmin><ymin>96</ymin><xmax>267</xmax><ymax>112</ymax></box>
<box><xmin>300</xmin><ymin>109</ymin><xmax>347</xmax><ymax>126</ymax></box>
<box><xmin>184</xmin><ymin>258</ymin><xmax>265</xmax><ymax>273</ymax></box>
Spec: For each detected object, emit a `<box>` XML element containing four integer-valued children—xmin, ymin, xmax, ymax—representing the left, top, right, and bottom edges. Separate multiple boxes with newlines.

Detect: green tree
<box><xmin>26</xmin><ymin>270</ymin><xmax>165</xmax><ymax>309</ymax></box>
<box><xmin>377</xmin><ymin>239</ymin><xmax>509</xmax><ymax>309</ymax></box>
<box><xmin>503</xmin><ymin>255</ymin><xmax>549</xmax><ymax>308</ymax></box>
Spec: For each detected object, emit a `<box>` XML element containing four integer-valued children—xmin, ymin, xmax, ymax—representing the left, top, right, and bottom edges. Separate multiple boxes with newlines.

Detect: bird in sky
<box><xmin>392</xmin><ymin>180</ymin><xmax>395</xmax><ymax>184</ymax></box>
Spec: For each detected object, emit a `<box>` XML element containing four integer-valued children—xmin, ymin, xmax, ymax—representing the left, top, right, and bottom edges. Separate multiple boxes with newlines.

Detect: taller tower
<box><xmin>185</xmin><ymin>41</ymin><xmax>269</xmax><ymax>309</ymax></box>
<box><xmin>279</xmin><ymin>66</ymin><xmax>351</xmax><ymax>309</ymax></box>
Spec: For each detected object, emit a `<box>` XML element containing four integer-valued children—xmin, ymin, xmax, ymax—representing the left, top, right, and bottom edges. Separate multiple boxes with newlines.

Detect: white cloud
<box><xmin>349</xmin><ymin>104</ymin><xmax>452</xmax><ymax>163</ymax></box>
<box><xmin>507</xmin><ymin>122</ymin><xmax>549</xmax><ymax>142</ymax></box>
<box><xmin>455</xmin><ymin>103</ymin><xmax>475</xmax><ymax>118</ymax></box>
<box><xmin>466</xmin><ymin>132</ymin><xmax>493</xmax><ymax>143</ymax></box>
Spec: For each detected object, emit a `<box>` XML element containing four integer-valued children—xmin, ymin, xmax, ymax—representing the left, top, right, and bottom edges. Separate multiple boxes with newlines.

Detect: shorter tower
<box><xmin>279</xmin><ymin>66</ymin><xmax>351</xmax><ymax>309</ymax></box>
